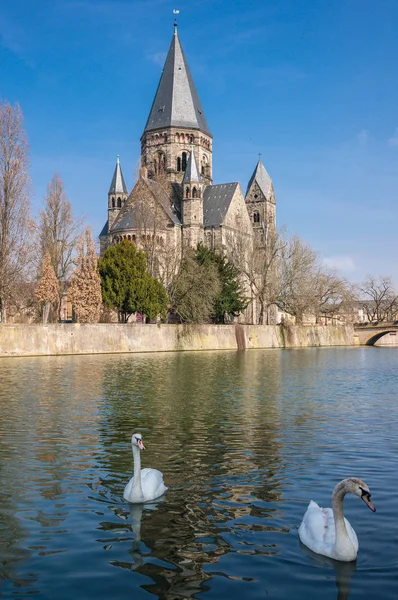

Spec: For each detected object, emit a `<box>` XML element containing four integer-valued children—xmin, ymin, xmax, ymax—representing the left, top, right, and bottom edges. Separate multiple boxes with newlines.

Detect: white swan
<box><xmin>298</xmin><ymin>478</ymin><xmax>375</xmax><ymax>562</ymax></box>
<box><xmin>123</xmin><ymin>433</ymin><xmax>168</xmax><ymax>504</ymax></box>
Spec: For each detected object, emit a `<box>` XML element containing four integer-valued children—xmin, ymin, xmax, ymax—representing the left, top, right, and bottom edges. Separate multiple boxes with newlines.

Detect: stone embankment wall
<box><xmin>0</xmin><ymin>323</ymin><xmax>355</xmax><ymax>357</ymax></box>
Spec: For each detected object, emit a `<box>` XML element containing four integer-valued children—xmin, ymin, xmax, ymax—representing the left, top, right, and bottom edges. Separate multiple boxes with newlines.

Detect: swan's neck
<box><xmin>332</xmin><ymin>484</ymin><xmax>354</xmax><ymax>556</ymax></box>
<box><xmin>132</xmin><ymin>445</ymin><xmax>143</xmax><ymax>497</ymax></box>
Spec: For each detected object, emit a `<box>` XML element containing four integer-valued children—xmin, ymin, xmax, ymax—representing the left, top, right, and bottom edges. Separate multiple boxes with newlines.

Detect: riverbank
<box><xmin>0</xmin><ymin>323</ymin><xmax>355</xmax><ymax>357</ymax></box>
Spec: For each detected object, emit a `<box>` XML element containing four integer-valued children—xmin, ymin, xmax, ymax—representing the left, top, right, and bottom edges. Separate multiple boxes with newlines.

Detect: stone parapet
<box><xmin>0</xmin><ymin>324</ymin><xmax>355</xmax><ymax>357</ymax></box>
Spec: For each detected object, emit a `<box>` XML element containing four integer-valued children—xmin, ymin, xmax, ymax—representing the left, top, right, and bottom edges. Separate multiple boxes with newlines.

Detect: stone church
<box><xmin>99</xmin><ymin>24</ymin><xmax>277</xmax><ymax>318</ymax></box>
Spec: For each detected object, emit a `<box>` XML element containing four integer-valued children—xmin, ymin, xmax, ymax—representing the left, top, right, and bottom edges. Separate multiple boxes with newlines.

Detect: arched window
<box><xmin>176</xmin><ymin>133</ymin><xmax>180</xmax><ymax>142</ymax></box>
<box><xmin>192</xmin><ymin>187</ymin><xmax>197</xmax><ymax>198</ymax></box>
<box><xmin>189</xmin><ymin>134</ymin><xmax>194</xmax><ymax>143</ymax></box>
<box><xmin>112</xmin><ymin>198</ymin><xmax>115</xmax><ymax>208</ymax></box>
<box><xmin>182</xmin><ymin>152</ymin><xmax>187</xmax><ymax>171</ymax></box>
<box><xmin>185</xmin><ymin>186</ymin><xmax>190</xmax><ymax>198</ymax></box>
<box><xmin>201</xmin><ymin>155</ymin><xmax>208</xmax><ymax>176</ymax></box>
<box><xmin>117</xmin><ymin>197</ymin><xmax>122</xmax><ymax>208</ymax></box>
<box><xmin>253</xmin><ymin>211</ymin><xmax>260</xmax><ymax>223</ymax></box>
<box><xmin>157</xmin><ymin>152</ymin><xmax>165</xmax><ymax>173</ymax></box>
<box><xmin>177</xmin><ymin>156</ymin><xmax>181</xmax><ymax>172</ymax></box>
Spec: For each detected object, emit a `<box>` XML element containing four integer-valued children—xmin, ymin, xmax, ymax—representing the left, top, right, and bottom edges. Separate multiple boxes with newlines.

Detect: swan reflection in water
<box><xmin>129</xmin><ymin>498</ymin><xmax>165</xmax><ymax>569</ymax></box>
<box><xmin>299</xmin><ymin>541</ymin><xmax>357</xmax><ymax>600</ymax></box>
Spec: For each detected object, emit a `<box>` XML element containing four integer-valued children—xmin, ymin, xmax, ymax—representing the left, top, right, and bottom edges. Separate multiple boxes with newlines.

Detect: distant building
<box><xmin>99</xmin><ymin>24</ymin><xmax>277</xmax><ymax>322</ymax></box>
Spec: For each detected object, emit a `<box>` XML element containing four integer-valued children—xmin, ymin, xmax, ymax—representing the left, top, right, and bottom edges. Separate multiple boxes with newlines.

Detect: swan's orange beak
<box><xmin>362</xmin><ymin>494</ymin><xmax>376</xmax><ymax>512</ymax></box>
<box><xmin>138</xmin><ymin>439</ymin><xmax>145</xmax><ymax>450</ymax></box>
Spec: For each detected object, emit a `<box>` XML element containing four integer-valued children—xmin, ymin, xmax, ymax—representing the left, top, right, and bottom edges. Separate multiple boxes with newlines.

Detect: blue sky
<box><xmin>1</xmin><ymin>0</ymin><xmax>397</xmax><ymax>283</ymax></box>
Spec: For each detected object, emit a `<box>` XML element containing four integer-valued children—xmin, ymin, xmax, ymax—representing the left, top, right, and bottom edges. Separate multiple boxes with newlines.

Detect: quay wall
<box><xmin>0</xmin><ymin>323</ymin><xmax>355</xmax><ymax>357</ymax></box>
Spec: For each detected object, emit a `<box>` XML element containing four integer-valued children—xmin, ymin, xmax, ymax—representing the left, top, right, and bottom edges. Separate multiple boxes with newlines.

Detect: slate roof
<box><xmin>99</xmin><ymin>220</ymin><xmax>108</xmax><ymax>237</ymax></box>
<box><xmin>182</xmin><ymin>149</ymin><xmax>202</xmax><ymax>184</ymax></box>
<box><xmin>246</xmin><ymin>160</ymin><xmax>273</xmax><ymax>199</ymax></box>
<box><xmin>109</xmin><ymin>157</ymin><xmax>128</xmax><ymax>195</ymax></box>
<box><xmin>203</xmin><ymin>183</ymin><xmax>238</xmax><ymax>227</ymax></box>
<box><xmin>143</xmin><ymin>29</ymin><xmax>211</xmax><ymax>136</ymax></box>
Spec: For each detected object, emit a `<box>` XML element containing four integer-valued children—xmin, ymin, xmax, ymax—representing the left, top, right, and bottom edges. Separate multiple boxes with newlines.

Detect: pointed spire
<box><xmin>182</xmin><ymin>146</ymin><xmax>202</xmax><ymax>183</ymax></box>
<box><xmin>246</xmin><ymin>158</ymin><xmax>273</xmax><ymax>198</ymax></box>
<box><xmin>109</xmin><ymin>156</ymin><xmax>128</xmax><ymax>195</ymax></box>
<box><xmin>143</xmin><ymin>30</ymin><xmax>211</xmax><ymax>136</ymax></box>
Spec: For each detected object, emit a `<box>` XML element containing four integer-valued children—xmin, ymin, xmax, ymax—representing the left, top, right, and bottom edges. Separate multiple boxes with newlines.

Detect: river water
<box><xmin>0</xmin><ymin>348</ymin><xmax>397</xmax><ymax>599</ymax></box>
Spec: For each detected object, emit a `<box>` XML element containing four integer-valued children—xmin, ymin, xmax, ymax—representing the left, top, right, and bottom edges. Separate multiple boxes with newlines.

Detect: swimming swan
<box><xmin>298</xmin><ymin>478</ymin><xmax>375</xmax><ymax>562</ymax></box>
<box><xmin>123</xmin><ymin>433</ymin><xmax>168</xmax><ymax>504</ymax></box>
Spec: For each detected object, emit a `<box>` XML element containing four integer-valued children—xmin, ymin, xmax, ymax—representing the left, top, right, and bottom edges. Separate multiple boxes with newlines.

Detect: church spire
<box><xmin>246</xmin><ymin>158</ymin><xmax>273</xmax><ymax>199</ymax></box>
<box><xmin>143</xmin><ymin>28</ymin><xmax>211</xmax><ymax>136</ymax></box>
<box><xmin>182</xmin><ymin>145</ymin><xmax>202</xmax><ymax>184</ymax></box>
<box><xmin>109</xmin><ymin>155</ymin><xmax>128</xmax><ymax>195</ymax></box>
<box><xmin>107</xmin><ymin>156</ymin><xmax>128</xmax><ymax>230</ymax></box>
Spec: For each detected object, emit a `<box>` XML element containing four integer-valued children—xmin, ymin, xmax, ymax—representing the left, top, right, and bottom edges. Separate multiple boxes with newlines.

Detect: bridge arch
<box><xmin>364</xmin><ymin>330</ymin><xmax>397</xmax><ymax>346</ymax></box>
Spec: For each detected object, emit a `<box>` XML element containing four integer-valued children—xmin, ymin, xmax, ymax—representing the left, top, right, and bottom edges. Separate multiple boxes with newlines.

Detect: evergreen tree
<box><xmin>169</xmin><ymin>251</ymin><xmax>221</xmax><ymax>323</ymax></box>
<box><xmin>34</xmin><ymin>252</ymin><xmax>60</xmax><ymax>324</ymax></box>
<box><xmin>98</xmin><ymin>239</ymin><xmax>168</xmax><ymax>323</ymax></box>
<box><xmin>69</xmin><ymin>228</ymin><xmax>102</xmax><ymax>323</ymax></box>
<box><xmin>195</xmin><ymin>244</ymin><xmax>247</xmax><ymax>323</ymax></box>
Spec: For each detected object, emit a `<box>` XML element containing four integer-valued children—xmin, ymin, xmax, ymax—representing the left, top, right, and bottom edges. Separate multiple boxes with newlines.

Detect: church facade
<box><xmin>99</xmin><ymin>24</ymin><xmax>276</xmax><ymax>321</ymax></box>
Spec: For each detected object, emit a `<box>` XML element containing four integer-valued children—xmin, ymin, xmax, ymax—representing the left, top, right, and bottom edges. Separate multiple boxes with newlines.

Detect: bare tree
<box><xmin>230</xmin><ymin>227</ymin><xmax>287</xmax><ymax>324</ymax></box>
<box><xmin>275</xmin><ymin>235</ymin><xmax>350</xmax><ymax>324</ymax></box>
<box><xmin>39</xmin><ymin>173</ymin><xmax>84</xmax><ymax>281</ymax></box>
<box><xmin>124</xmin><ymin>171</ymin><xmax>182</xmax><ymax>286</ymax></box>
<box><xmin>69</xmin><ymin>228</ymin><xmax>102</xmax><ymax>323</ymax></box>
<box><xmin>0</xmin><ymin>100</ymin><xmax>34</xmax><ymax>322</ymax></box>
<box><xmin>34</xmin><ymin>252</ymin><xmax>60</xmax><ymax>324</ymax></box>
<box><xmin>356</xmin><ymin>276</ymin><xmax>398</xmax><ymax>322</ymax></box>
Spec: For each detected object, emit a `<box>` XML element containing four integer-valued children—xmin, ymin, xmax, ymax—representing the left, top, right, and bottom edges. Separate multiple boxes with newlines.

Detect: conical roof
<box><xmin>109</xmin><ymin>156</ymin><xmax>128</xmax><ymax>195</ymax></box>
<box><xmin>143</xmin><ymin>28</ymin><xmax>211</xmax><ymax>136</ymax></box>
<box><xmin>182</xmin><ymin>148</ymin><xmax>202</xmax><ymax>183</ymax></box>
<box><xmin>246</xmin><ymin>159</ymin><xmax>273</xmax><ymax>198</ymax></box>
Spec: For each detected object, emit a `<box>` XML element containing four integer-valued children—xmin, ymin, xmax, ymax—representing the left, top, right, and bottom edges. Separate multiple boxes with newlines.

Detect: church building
<box><xmin>99</xmin><ymin>23</ymin><xmax>277</xmax><ymax>318</ymax></box>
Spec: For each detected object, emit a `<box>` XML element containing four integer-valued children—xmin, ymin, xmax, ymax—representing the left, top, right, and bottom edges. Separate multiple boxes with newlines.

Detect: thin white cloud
<box><xmin>148</xmin><ymin>51</ymin><xmax>167</xmax><ymax>67</ymax></box>
<box><xmin>323</xmin><ymin>256</ymin><xmax>355</xmax><ymax>272</ymax></box>
<box><xmin>388</xmin><ymin>127</ymin><xmax>398</xmax><ymax>147</ymax></box>
<box><xmin>356</xmin><ymin>129</ymin><xmax>369</xmax><ymax>146</ymax></box>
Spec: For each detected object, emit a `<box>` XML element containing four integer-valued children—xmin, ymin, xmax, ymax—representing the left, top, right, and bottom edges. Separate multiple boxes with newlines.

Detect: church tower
<box><xmin>140</xmin><ymin>24</ymin><xmax>213</xmax><ymax>186</ymax></box>
<box><xmin>245</xmin><ymin>159</ymin><xmax>276</xmax><ymax>248</ymax></box>
<box><xmin>107</xmin><ymin>156</ymin><xmax>128</xmax><ymax>230</ymax></box>
<box><xmin>182</xmin><ymin>147</ymin><xmax>204</xmax><ymax>247</ymax></box>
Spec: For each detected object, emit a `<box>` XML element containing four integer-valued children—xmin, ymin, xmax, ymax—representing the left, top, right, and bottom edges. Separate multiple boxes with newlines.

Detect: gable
<box><xmin>111</xmin><ymin>177</ymin><xmax>181</xmax><ymax>234</ymax></box>
<box><xmin>222</xmin><ymin>183</ymin><xmax>253</xmax><ymax>235</ymax></box>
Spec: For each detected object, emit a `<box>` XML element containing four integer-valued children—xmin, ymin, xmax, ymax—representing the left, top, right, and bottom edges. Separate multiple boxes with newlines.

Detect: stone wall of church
<box><xmin>246</xmin><ymin>181</ymin><xmax>276</xmax><ymax>246</ymax></box>
<box><xmin>141</xmin><ymin>127</ymin><xmax>212</xmax><ymax>185</ymax></box>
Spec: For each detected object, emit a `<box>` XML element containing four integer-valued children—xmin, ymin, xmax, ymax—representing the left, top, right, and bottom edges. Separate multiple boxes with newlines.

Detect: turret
<box><xmin>108</xmin><ymin>156</ymin><xmax>128</xmax><ymax>229</ymax></box>
<box><xmin>182</xmin><ymin>146</ymin><xmax>204</xmax><ymax>247</ymax></box>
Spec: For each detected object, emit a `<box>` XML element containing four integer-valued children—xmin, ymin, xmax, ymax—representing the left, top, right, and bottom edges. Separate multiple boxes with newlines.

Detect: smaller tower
<box><xmin>182</xmin><ymin>146</ymin><xmax>204</xmax><ymax>247</ymax></box>
<box><xmin>108</xmin><ymin>156</ymin><xmax>128</xmax><ymax>230</ymax></box>
<box><xmin>245</xmin><ymin>158</ymin><xmax>276</xmax><ymax>248</ymax></box>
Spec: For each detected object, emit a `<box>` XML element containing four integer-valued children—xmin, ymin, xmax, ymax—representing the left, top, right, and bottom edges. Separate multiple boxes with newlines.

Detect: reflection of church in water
<box><xmin>99</xmin><ymin>23</ymin><xmax>277</xmax><ymax>295</ymax></box>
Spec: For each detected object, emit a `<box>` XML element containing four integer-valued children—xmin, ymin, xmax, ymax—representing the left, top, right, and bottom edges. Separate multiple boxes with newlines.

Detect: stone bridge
<box><xmin>354</xmin><ymin>324</ymin><xmax>398</xmax><ymax>345</ymax></box>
